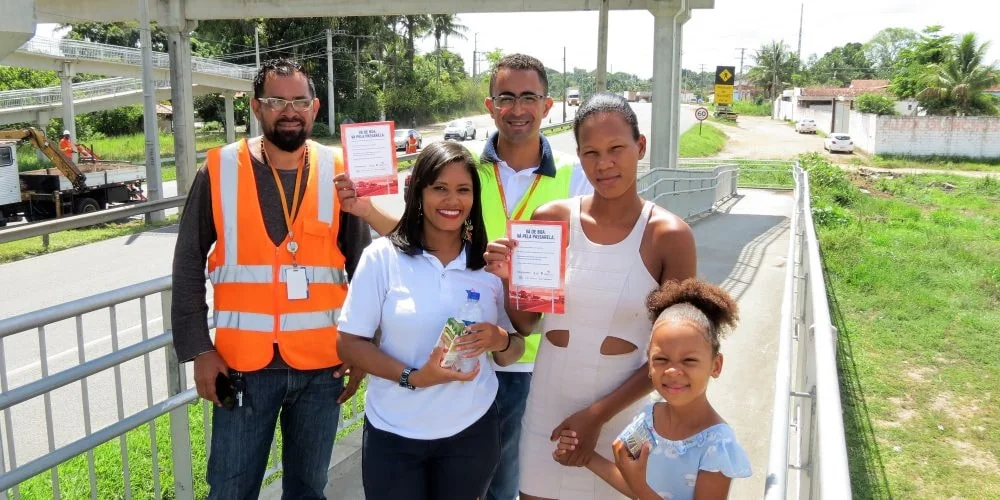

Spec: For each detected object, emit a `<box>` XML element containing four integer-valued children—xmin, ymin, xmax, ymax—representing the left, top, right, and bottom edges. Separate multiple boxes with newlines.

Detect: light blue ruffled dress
<box><xmin>617</xmin><ymin>403</ymin><xmax>752</xmax><ymax>500</ymax></box>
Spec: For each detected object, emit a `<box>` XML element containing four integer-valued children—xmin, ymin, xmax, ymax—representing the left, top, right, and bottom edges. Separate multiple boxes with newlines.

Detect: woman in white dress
<box><xmin>485</xmin><ymin>92</ymin><xmax>698</xmax><ymax>500</ymax></box>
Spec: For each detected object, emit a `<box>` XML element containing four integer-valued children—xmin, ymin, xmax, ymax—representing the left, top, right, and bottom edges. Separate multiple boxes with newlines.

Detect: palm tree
<box><xmin>430</xmin><ymin>14</ymin><xmax>468</xmax><ymax>78</ymax></box>
<box><xmin>402</xmin><ymin>15</ymin><xmax>431</xmax><ymax>73</ymax></box>
<box><xmin>918</xmin><ymin>33</ymin><xmax>999</xmax><ymax>116</ymax></box>
<box><xmin>747</xmin><ymin>41</ymin><xmax>797</xmax><ymax>101</ymax></box>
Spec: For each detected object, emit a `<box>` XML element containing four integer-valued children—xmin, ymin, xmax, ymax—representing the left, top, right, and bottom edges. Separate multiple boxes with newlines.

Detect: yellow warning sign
<box><xmin>715</xmin><ymin>66</ymin><xmax>735</xmax><ymax>85</ymax></box>
<box><xmin>714</xmin><ymin>84</ymin><xmax>733</xmax><ymax>105</ymax></box>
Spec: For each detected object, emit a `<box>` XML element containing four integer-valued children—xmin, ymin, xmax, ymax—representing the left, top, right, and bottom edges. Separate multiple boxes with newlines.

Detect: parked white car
<box><xmin>795</xmin><ymin>119</ymin><xmax>817</xmax><ymax>134</ymax></box>
<box><xmin>824</xmin><ymin>134</ymin><xmax>855</xmax><ymax>153</ymax></box>
<box><xmin>443</xmin><ymin>119</ymin><xmax>477</xmax><ymax>140</ymax></box>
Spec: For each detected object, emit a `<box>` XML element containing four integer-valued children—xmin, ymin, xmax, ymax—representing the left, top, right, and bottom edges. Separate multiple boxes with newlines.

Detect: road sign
<box><xmin>714</xmin><ymin>84</ymin><xmax>734</xmax><ymax>105</ymax></box>
<box><xmin>695</xmin><ymin>107</ymin><xmax>709</xmax><ymax>121</ymax></box>
<box><xmin>715</xmin><ymin>66</ymin><xmax>735</xmax><ymax>85</ymax></box>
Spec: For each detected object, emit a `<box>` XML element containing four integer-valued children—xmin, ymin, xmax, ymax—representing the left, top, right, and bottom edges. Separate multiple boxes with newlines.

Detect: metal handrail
<box><xmin>763</xmin><ymin>163</ymin><xmax>853</xmax><ymax>498</ymax></box>
<box><xmin>18</xmin><ymin>37</ymin><xmax>256</xmax><ymax>80</ymax></box>
<box><xmin>800</xmin><ymin>173</ymin><xmax>853</xmax><ymax>496</ymax></box>
<box><xmin>0</xmin><ymin>77</ymin><xmax>170</xmax><ymax>112</ymax></box>
<box><xmin>0</xmin><ymin>196</ymin><xmax>187</xmax><ymax>245</ymax></box>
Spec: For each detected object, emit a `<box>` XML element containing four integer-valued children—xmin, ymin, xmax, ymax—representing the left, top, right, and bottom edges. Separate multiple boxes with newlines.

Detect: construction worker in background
<box><xmin>406</xmin><ymin>130</ymin><xmax>418</xmax><ymax>154</ymax></box>
<box><xmin>59</xmin><ymin>130</ymin><xmax>77</xmax><ymax>160</ymax></box>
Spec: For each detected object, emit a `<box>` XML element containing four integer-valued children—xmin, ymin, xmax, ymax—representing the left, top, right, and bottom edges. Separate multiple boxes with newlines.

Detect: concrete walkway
<box><xmin>263</xmin><ymin>188</ymin><xmax>793</xmax><ymax>500</ymax></box>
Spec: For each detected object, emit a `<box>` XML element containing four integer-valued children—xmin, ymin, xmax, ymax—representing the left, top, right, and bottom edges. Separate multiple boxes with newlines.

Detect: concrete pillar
<box><xmin>650</xmin><ymin>2</ymin><xmax>688</xmax><ymax>170</ymax></box>
<box><xmin>223</xmin><ymin>91</ymin><xmax>236</xmax><ymax>143</ymax></box>
<box><xmin>58</xmin><ymin>62</ymin><xmax>77</xmax><ymax>163</ymax></box>
<box><xmin>595</xmin><ymin>0</ymin><xmax>610</xmax><ymax>92</ymax></box>
<box><xmin>669</xmin><ymin>10</ymin><xmax>690</xmax><ymax>170</ymax></box>
<box><xmin>167</xmin><ymin>22</ymin><xmax>198</xmax><ymax>196</ymax></box>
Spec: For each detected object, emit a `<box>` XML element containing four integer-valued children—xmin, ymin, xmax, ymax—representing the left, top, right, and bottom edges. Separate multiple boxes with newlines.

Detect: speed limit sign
<box><xmin>695</xmin><ymin>107</ymin><xmax>709</xmax><ymax>121</ymax></box>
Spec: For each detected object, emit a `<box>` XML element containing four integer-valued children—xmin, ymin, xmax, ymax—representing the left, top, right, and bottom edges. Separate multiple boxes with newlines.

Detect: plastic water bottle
<box><xmin>456</xmin><ymin>289</ymin><xmax>484</xmax><ymax>373</ymax></box>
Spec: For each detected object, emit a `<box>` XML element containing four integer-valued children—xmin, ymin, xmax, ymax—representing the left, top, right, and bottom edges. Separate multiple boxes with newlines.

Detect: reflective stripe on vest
<box><xmin>210</xmin><ymin>264</ymin><xmax>347</xmax><ymax>285</ymax></box>
<box><xmin>474</xmin><ymin>151</ymin><xmax>577</xmax><ymax>366</ymax></box>
<box><xmin>214</xmin><ymin>310</ymin><xmax>342</xmax><ymax>332</ymax></box>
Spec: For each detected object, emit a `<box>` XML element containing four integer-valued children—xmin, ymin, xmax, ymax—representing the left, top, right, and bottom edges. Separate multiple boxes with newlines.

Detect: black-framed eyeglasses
<box><xmin>257</xmin><ymin>97</ymin><xmax>314</xmax><ymax>112</ymax></box>
<box><xmin>491</xmin><ymin>94</ymin><xmax>546</xmax><ymax>109</ymax></box>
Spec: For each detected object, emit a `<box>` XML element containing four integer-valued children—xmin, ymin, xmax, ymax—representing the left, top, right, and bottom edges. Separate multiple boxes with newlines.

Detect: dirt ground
<box><xmin>712</xmin><ymin>115</ymin><xmax>833</xmax><ymax>160</ymax></box>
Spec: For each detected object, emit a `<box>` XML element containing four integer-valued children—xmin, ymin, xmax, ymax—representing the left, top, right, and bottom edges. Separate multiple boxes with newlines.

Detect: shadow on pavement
<box><xmin>691</xmin><ymin>210</ymin><xmax>789</xmax><ymax>301</ymax></box>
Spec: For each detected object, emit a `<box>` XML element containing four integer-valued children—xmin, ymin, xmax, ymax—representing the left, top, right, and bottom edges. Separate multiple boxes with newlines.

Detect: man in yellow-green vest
<box><xmin>476</xmin><ymin>54</ymin><xmax>592</xmax><ymax>500</ymax></box>
<box><xmin>333</xmin><ymin>53</ymin><xmax>592</xmax><ymax>500</ymax></box>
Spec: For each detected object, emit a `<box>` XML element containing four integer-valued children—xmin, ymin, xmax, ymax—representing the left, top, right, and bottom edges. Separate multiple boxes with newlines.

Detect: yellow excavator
<box><xmin>0</xmin><ymin>128</ymin><xmax>87</xmax><ymax>191</ymax></box>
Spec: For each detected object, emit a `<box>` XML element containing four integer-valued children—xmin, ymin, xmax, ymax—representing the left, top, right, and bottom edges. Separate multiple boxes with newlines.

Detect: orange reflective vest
<box><xmin>59</xmin><ymin>138</ymin><xmax>74</xmax><ymax>158</ymax></box>
<box><xmin>205</xmin><ymin>139</ymin><xmax>348</xmax><ymax>372</ymax></box>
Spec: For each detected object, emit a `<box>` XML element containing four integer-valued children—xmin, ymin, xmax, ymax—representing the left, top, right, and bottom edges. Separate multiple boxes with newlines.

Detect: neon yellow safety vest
<box><xmin>474</xmin><ymin>151</ymin><xmax>577</xmax><ymax>366</ymax></box>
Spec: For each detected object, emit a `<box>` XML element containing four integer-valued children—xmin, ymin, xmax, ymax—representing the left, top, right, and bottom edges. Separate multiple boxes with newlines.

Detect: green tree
<box><xmin>918</xmin><ymin>32</ymin><xmax>999</xmax><ymax>116</ymax></box>
<box><xmin>747</xmin><ymin>41</ymin><xmax>799</xmax><ymax>101</ymax></box>
<box><xmin>864</xmin><ymin>27</ymin><xmax>919</xmax><ymax>78</ymax></box>
<box><xmin>854</xmin><ymin>93</ymin><xmax>898</xmax><ymax>115</ymax></box>
<box><xmin>808</xmin><ymin>43</ymin><xmax>875</xmax><ymax>86</ymax></box>
<box><xmin>0</xmin><ymin>66</ymin><xmax>59</xmax><ymax>91</ymax></box>
<box><xmin>429</xmin><ymin>15</ymin><xmax>468</xmax><ymax>78</ymax></box>
<box><xmin>61</xmin><ymin>21</ymin><xmax>168</xmax><ymax>51</ymax></box>
<box><xmin>890</xmin><ymin>26</ymin><xmax>954</xmax><ymax>99</ymax></box>
<box><xmin>402</xmin><ymin>15</ymin><xmax>431</xmax><ymax>73</ymax></box>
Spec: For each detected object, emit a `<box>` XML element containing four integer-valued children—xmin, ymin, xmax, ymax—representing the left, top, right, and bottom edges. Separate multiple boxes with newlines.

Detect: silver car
<box><xmin>443</xmin><ymin>120</ymin><xmax>476</xmax><ymax>141</ymax></box>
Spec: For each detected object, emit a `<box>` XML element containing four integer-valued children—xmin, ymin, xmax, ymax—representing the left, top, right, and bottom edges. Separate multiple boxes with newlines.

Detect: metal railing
<box><xmin>764</xmin><ymin>163</ymin><xmax>853</xmax><ymax>499</ymax></box>
<box><xmin>17</xmin><ymin>38</ymin><xmax>256</xmax><ymax>81</ymax></box>
<box><xmin>636</xmin><ymin>163</ymin><xmax>739</xmax><ymax>219</ymax></box>
<box><xmin>0</xmin><ymin>278</ymin><xmax>364</xmax><ymax>499</ymax></box>
<box><xmin>0</xmin><ymin>78</ymin><xmax>170</xmax><ymax>113</ymax></box>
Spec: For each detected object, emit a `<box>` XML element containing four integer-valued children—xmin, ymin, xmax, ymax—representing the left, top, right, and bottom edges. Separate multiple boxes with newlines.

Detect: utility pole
<box><xmin>327</xmin><ymin>29</ymin><xmax>335</xmax><ymax>137</ymax></box>
<box><xmin>355</xmin><ymin>37</ymin><xmax>360</xmax><ymax>99</ymax></box>
<box><xmin>699</xmin><ymin>63</ymin><xmax>706</xmax><ymax>95</ymax></box>
<box><xmin>250</xmin><ymin>25</ymin><xmax>261</xmax><ymax>137</ymax></box>
<box><xmin>736</xmin><ymin>47</ymin><xmax>748</xmax><ymax>101</ymax></box>
<box><xmin>797</xmin><ymin>3</ymin><xmax>804</xmax><ymax>61</ymax></box>
<box><xmin>595</xmin><ymin>0</ymin><xmax>610</xmax><ymax>91</ymax></box>
<box><xmin>473</xmin><ymin>33</ymin><xmax>479</xmax><ymax>79</ymax></box>
<box><xmin>138</xmin><ymin>0</ymin><xmax>162</xmax><ymax>222</ymax></box>
<box><xmin>562</xmin><ymin>46</ymin><xmax>567</xmax><ymax>122</ymax></box>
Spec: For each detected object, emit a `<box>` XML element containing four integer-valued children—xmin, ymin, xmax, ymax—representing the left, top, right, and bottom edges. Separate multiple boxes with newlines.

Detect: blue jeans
<box><xmin>206</xmin><ymin>368</ymin><xmax>344</xmax><ymax>500</ymax></box>
<box><xmin>486</xmin><ymin>371</ymin><xmax>532</xmax><ymax>500</ymax></box>
<box><xmin>362</xmin><ymin>401</ymin><xmax>500</xmax><ymax>500</ymax></box>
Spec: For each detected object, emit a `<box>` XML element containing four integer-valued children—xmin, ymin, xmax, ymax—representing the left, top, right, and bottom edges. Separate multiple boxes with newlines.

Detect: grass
<box><xmin>0</xmin><ymin>215</ymin><xmax>179</xmax><ymax>264</ymax></box>
<box><xmin>11</xmin><ymin>384</ymin><xmax>366</xmax><ymax>498</ymax></box>
<box><xmin>16</xmin><ymin>133</ymin><xmax>229</xmax><ymax>172</ymax></box>
<box><xmin>799</xmin><ymin>153</ymin><xmax>1000</xmax><ymax>498</ymax></box>
<box><xmin>678</xmin><ymin>123</ymin><xmax>727</xmax><ymax>158</ymax></box>
<box><xmin>854</xmin><ymin>154</ymin><xmax>1000</xmax><ymax>173</ymax></box>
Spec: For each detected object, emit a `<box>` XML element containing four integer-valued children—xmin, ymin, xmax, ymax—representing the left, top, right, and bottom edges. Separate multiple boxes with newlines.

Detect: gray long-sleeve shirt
<box><xmin>170</xmin><ymin>153</ymin><xmax>371</xmax><ymax>367</ymax></box>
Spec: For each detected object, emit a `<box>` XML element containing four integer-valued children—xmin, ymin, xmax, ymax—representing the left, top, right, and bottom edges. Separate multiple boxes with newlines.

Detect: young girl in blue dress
<box><xmin>556</xmin><ymin>278</ymin><xmax>751</xmax><ymax>499</ymax></box>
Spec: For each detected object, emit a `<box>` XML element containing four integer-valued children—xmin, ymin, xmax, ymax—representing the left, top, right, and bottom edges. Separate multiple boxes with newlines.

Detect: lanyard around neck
<box><xmin>260</xmin><ymin>139</ymin><xmax>307</xmax><ymax>255</ymax></box>
<box><xmin>493</xmin><ymin>162</ymin><xmax>542</xmax><ymax>220</ymax></box>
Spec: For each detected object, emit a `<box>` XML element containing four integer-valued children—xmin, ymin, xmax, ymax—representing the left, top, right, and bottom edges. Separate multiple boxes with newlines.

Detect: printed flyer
<box><xmin>507</xmin><ymin>220</ymin><xmax>568</xmax><ymax>314</ymax></box>
<box><xmin>341</xmin><ymin>121</ymin><xmax>399</xmax><ymax>196</ymax></box>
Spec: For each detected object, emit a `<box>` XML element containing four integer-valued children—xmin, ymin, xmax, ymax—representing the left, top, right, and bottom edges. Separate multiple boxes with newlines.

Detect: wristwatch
<box><xmin>399</xmin><ymin>367</ymin><xmax>417</xmax><ymax>390</ymax></box>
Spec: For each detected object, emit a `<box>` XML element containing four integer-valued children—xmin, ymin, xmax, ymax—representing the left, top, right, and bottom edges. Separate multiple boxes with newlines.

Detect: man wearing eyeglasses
<box><xmin>171</xmin><ymin>58</ymin><xmax>370</xmax><ymax>499</ymax></box>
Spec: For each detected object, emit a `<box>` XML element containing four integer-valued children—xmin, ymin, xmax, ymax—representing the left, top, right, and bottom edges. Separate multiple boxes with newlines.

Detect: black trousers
<box><xmin>362</xmin><ymin>400</ymin><xmax>501</xmax><ymax>500</ymax></box>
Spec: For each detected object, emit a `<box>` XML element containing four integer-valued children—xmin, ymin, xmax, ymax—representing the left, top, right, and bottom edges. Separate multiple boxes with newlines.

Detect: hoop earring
<box><xmin>463</xmin><ymin>219</ymin><xmax>473</xmax><ymax>242</ymax></box>
<box><xmin>417</xmin><ymin>201</ymin><xmax>423</xmax><ymax>222</ymax></box>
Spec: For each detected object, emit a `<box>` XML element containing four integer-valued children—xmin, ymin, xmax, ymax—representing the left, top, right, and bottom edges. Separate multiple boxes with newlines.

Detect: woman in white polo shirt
<box><xmin>337</xmin><ymin>140</ymin><xmax>526</xmax><ymax>500</ymax></box>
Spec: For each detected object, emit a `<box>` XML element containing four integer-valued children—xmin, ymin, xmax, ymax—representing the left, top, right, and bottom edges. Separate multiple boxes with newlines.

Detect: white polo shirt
<box><xmin>337</xmin><ymin>237</ymin><xmax>512</xmax><ymax>440</ymax></box>
<box><xmin>494</xmin><ymin>159</ymin><xmax>594</xmax><ymax>218</ymax></box>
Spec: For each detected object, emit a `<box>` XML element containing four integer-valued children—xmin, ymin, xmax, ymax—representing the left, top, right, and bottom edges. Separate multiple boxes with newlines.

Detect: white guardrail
<box><xmin>17</xmin><ymin>37</ymin><xmax>256</xmax><ymax>81</ymax></box>
<box><xmin>764</xmin><ymin>163</ymin><xmax>853</xmax><ymax>499</ymax></box>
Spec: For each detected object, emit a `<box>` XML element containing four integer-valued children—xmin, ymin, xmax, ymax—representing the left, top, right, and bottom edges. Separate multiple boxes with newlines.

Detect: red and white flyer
<box><xmin>507</xmin><ymin>220</ymin><xmax>568</xmax><ymax>314</ymax></box>
<box><xmin>340</xmin><ymin>121</ymin><xmax>399</xmax><ymax>197</ymax></box>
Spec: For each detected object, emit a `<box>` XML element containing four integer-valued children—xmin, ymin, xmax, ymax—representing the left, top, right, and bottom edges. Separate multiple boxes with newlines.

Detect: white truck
<box><xmin>0</xmin><ymin>128</ymin><xmax>146</xmax><ymax>226</ymax></box>
<box><xmin>566</xmin><ymin>87</ymin><xmax>581</xmax><ymax>106</ymax></box>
